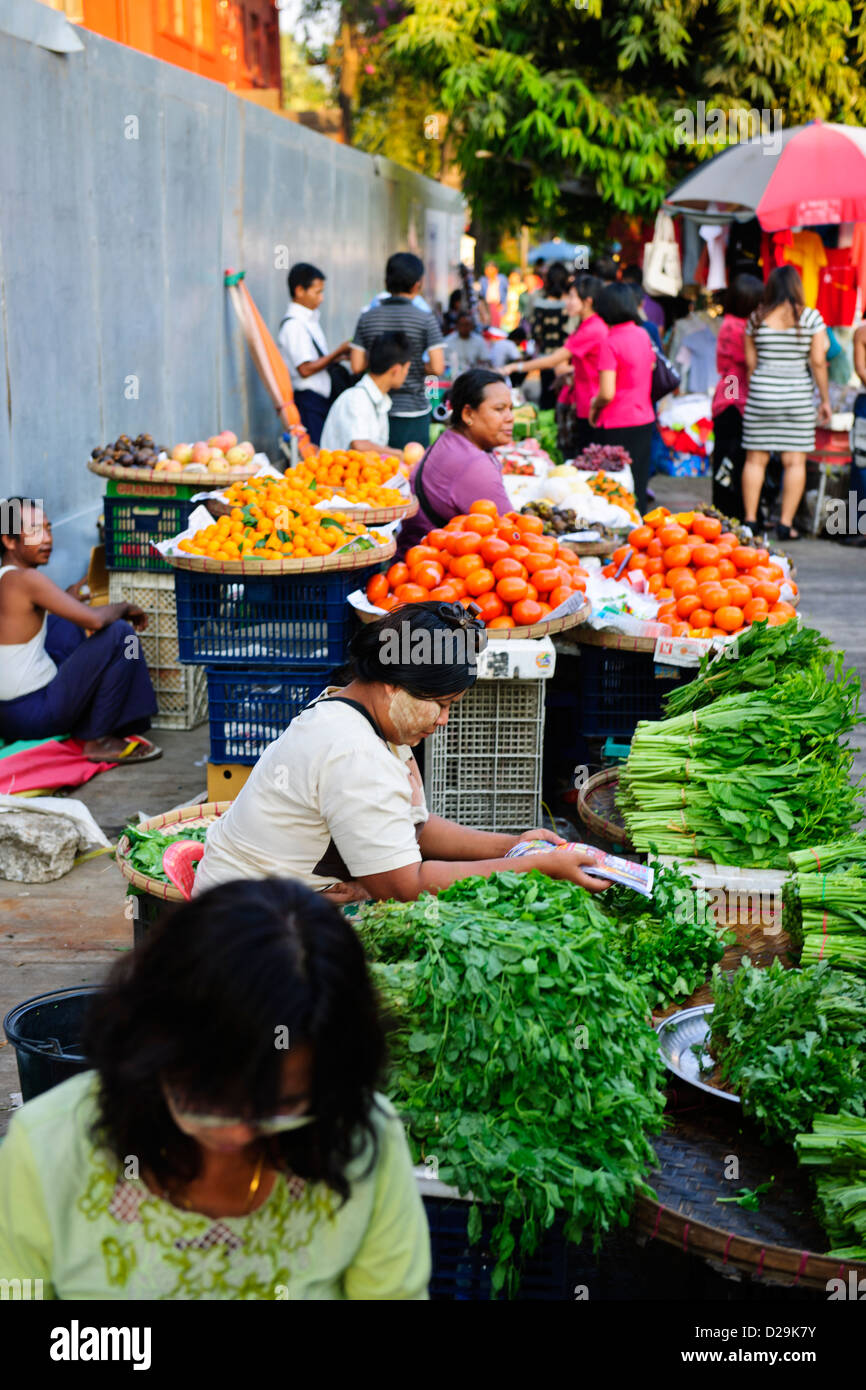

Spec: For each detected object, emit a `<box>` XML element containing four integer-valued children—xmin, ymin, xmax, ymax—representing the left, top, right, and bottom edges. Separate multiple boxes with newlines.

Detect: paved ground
<box><xmin>1</xmin><ymin>474</ymin><xmax>863</xmax><ymax>1133</ymax></box>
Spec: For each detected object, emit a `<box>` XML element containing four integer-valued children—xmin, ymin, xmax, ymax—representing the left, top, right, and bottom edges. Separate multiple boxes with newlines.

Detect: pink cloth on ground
<box><xmin>596</xmin><ymin>321</ymin><xmax>655</xmax><ymax>428</ymax></box>
<box><xmin>398</xmin><ymin>429</ymin><xmax>513</xmax><ymax>552</ymax></box>
<box><xmin>0</xmin><ymin>739</ymin><xmax>116</xmax><ymax>794</ymax></box>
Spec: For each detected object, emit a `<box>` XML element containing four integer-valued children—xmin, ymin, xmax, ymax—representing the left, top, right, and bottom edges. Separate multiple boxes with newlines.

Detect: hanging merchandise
<box><xmin>698</xmin><ymin>224</ymin><xmax>729</xmax><ymax>291</ymax></box>
<box><xmin>782</xmin><ymin>229</ymin><xmax>828</xmax><ymax>308</ymax></box>
<box><xmin>760</xmin><ymin>229</ymin><xmax>794</xmax><ymax>279</ymax></box>
<box><xmin>816</xmin><ymin>248</ymin><xmax>858</xmax><ymax>327</ymax></box>
<box><xmin>642</xmin><ymin>211</ymin><xmax>683</xmax><ymax>297</ymax></box>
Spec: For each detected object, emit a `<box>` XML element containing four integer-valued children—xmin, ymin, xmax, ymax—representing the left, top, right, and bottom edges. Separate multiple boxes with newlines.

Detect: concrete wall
<box><xmin>0</xmin><ymin>15</ymin><xmax>464</xmax><ymax>584</ymax></box>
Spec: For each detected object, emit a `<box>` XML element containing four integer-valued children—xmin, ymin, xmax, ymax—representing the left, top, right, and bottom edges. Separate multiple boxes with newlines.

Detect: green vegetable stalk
<box><xmin>795</xmin><ymin>1112</ymin><xmax>866</xmax><ymax>1257</ymax></box>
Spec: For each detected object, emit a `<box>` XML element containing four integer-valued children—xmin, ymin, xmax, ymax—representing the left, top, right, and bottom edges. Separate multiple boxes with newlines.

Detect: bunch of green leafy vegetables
<box><xmin>663</xmin><ymin>620</ymin><xmax>834</xmax><ymax>718</ymax></box>
<box><xmin>121</xmin><ymin>822</ymin><xmax>209</xmax><ymax>881</ymax></box>
<box><xmin>355</xmin><ymin>871</ymin><xmax>667</xmax><ymax>1298</ymax></box>
<box><xmin>784</xmin><ymin>838</ymin><xmax>866</xmax><ymax>974</ymax></box>
<box><xmin>708</xmin><ymin>959</ymin><xmax>866</xmax><ymax>1142</ymax></box>
<box><xmin>795</xmin><ymin>1112</ymin><xmax>866</xmax><ymax>1258</ymax></box>
<box><xmin>532</xmin><ymin>409</ymin><xmax>563</xmax><ymax>465</ymax></box>
<box><xmin>603</xmin><ymin>858</ymin><xmax>732</xmax><ymax>1012</ymax></box>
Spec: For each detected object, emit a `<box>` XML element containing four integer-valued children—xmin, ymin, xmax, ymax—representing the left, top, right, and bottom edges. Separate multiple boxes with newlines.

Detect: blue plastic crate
<box><xmin>206</xmin><ymin>667</ymin><xmax>334</xmax><ymax>764</ymax></box>
<box><xmin>578</xmin><ymin>644</ymin><xmax>694</xmax><ymax>741</ymax></box>
<box><xmin>174</xmin><ymin>567</ymin><xmax>374</xmax><ymax>667</ymax></box>
<box><xmin>104</xmin><ymin>495</ymin><xmax>195</xmax><ymax>573</ymax></box>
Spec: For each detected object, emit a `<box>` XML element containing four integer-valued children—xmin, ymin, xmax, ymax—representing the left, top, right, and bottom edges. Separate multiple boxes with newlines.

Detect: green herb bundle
<box><xmin>355</xmin><ymin>871</ymin><xmax>667</xmax><ymax>1297</ymax></box>
<box><xmin>604</xmin><ymin>858</ymin><xmax>732</xmax><ymax>1011</ymax></box>
<box><xmin>784</xmin><ymin>871</ymin><xmax>866</xmax><ymax>974</ymax></box>
<box><xmin>619</xmin><ymin>639</ymin><xmax>862</xmax><ymax>867</ymax></box>
<box><xmin>121</xmin><ymin>822</ymin><xmax>209</xmax><ymax>881</ymax></box>
<box><xmin>708</xmin><ymin>959</ymin><xmax>866</xmax><ymax>1142</ymax></box>
<box><xmin>795</xmin><ymin>1112</ymin><xmax>866</xmax><ymax>1258</ymax></box>
<box><xmin>663</xmin><ymin>621</ymin><xmax>833</xmax><ymax>718</ymax></box>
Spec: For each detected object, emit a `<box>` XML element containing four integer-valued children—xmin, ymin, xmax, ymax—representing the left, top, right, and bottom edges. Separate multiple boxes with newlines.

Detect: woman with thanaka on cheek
<box><xmin>194</xmin><ymin>601</ymin><xmax>612</xmax><ymax>903</ymax></box>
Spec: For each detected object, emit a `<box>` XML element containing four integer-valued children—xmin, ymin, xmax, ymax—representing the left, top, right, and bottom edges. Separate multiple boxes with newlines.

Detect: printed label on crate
<box><xmin>653</xmin><ymin>635</ymin><xmax>711</xmax><ymax>668</ymax></box>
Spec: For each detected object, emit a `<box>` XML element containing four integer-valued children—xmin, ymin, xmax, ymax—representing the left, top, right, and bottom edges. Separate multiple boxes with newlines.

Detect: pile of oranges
<box><xmin>177</xmin><ymin>501</ymin><xmax>380</xmax><ymax>561</ymax></box>
<box><xmin>288</xmin><ymin>451</ymin><xmax>406</xmax><ymax>508</ymax></box>
<box><xmin>365</xmin><ymin>499</ymin><xmax>589</xmax><ymax>629</ymax></box>
<box><xmin>601</xmin><ymin>507</ymin><xmax>798</xmax><ymax>638</ymax></box>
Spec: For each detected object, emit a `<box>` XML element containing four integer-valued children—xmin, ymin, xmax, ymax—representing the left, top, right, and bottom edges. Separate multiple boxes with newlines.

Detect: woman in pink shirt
<box><xmin>501</xmin><ymin>274</ymin><xmax>606</xmax><ymax>457</ymax></box>
<box><xmin>588</xmin><ymin>283</ymin><xmax>655</xmax><ymax>510</ymax></box>
<box><xmin>397</xmin><ymin>369</ymin><xmax>513</xmax><ymax>554</ymax></box>
<box><xmin>710</xmin><ymin>273</ymin><xmax>764</xmax><ymax>518</ymax></box>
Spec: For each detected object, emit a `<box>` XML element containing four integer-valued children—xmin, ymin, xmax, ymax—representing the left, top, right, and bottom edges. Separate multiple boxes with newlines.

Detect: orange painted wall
<box><xmin>77</xmin><ymin>0</ymin><xmax>280</xmax><ymax>90</ymax></box>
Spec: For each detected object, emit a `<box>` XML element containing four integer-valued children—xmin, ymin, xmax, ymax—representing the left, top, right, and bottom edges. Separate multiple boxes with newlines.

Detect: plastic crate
<box><xmin>108</xmin><ymin>572</ymin><xmax>207</xmax><ymax>730</ymax></box>
<box><xmin>104</xmin><ymin>495</ymin><xmax>195</xmax><ymax>572</ymax></box>
<box><xmin>206</xmin><ymin>667</ymin><xmax>334</xmax><ymax>764</ymax></box>
<box><xmin>578</xmin><ymin>644</ymin><xmax>693</xmax><ymax>741</ymax></box>
<box><xmin>173</xmin><ymin>568</ymin><xmax>373</xmax><ymax>668</ymax></box>
<box><xmin>425</xmin><ymin>679</ymin><xmax>544</xmax><ymax>832</ymax></box>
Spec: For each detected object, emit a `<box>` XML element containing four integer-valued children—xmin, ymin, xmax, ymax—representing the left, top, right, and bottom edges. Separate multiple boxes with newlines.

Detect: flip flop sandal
<box><xmin>86</xmin><ymin>736</ymin><xmax>163</xmax><ymax>765</ymax></box>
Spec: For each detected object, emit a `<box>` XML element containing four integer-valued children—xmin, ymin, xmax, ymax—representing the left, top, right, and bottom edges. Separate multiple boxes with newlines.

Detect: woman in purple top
<box><xmin>397</xmin><ymin>370</ymin><xmax>514</xmax><ymax>555</ymax></box>
<box><xmin>588</xmin><ymin>283</ymin><xmax>655</xmax><ymax>511</ymax></box>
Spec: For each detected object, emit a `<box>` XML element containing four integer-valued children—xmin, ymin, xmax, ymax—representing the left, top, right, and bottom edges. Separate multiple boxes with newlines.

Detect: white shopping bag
<box><xmin>642</xmin><ymin>212</ymin><xmax>683</xmax><ymax>298</ymax></box>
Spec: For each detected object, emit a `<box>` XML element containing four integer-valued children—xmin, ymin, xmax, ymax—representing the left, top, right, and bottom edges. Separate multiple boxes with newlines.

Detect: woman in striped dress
<box><xmin>742</xmin><ymin>266</ymin><xmax>830</xmax><ymax>539</ymax></box>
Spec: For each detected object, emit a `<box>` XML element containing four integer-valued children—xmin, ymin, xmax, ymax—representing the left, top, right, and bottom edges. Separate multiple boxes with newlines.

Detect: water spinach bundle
<box><xmin>785</xmin><ymin>836</ymin><xmax>866</xmax><ymax>973</ymax></box>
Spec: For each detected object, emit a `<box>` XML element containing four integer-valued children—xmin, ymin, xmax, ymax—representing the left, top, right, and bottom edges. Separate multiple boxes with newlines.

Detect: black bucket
<box><xmin>3</xmin><ymin>986</ymin><xmax>103</xmax><ymax>1103</ymax></box>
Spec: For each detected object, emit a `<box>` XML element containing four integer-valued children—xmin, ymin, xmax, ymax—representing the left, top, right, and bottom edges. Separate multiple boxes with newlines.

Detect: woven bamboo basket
<box><xmin>560</xmin><ymin>538</ymin><xmax>619</xmax><ymax>557</ymax></box>
<box><xmin>632</xmin><ymin>1103</ymin><xmax>866</xmax><ymax>1290</ymax></box>
<box><xmin>203</xmin><ymin>493</ymin><xmax>418</xmax><ymax>527</ymax></box>
<box><xmin>116</xmin><ymin>802</ymin><xmax>231</xmax><ymax>900</ymax></box>
<box><xmin>357</xmin><ymin>596</ymin><xmax>591</xmax><ymax>641</ymax></box>
<box><xmin>577</xmin><ymin>767</ymin><xmax>632</xmax><ymax>847</ymax></box>
<box><xmin>87</xmin><ymin>459</ymin><xmax>260</xmax><ymax>487</ymax></box>
<box><xmin>163</xmin><ymin>538</ymin><xmax>396</xmax><ymax>577</ymax></box>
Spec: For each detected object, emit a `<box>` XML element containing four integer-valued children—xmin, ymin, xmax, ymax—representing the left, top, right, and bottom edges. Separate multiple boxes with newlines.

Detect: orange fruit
<box><xmin>671</xmin><ymin>575</ymin><xmax>698</xmax><ymax>599</ymax></box>
<box><xmin>715</xmin><ymin>605</ymin><xmax>744</xmax><ymax>633</ymax></box>
<box><xmin>742</xmin><ymin>597</ymin><xmax>769</xmax><ymax>623</ymax></box>
<box><xmin>645</xmin><ymin>557</ymin><xmax>665</xmax><ymax>576</ymax></box>
<box><xmin>405</xmin><ymin>545</ymin><xmax>439</xmax><ymax>569</ymax></box>
<box><xmin>464</xmin><ymin>514</ymin><xmax>496</xmax><ymax>536</ymax></box>
<box><xmin>480</xmin><ymin>537</ymin><xmax>511</xmax><ymax>567</ymax></box>
<box><xmin>628</xmin><ymin>525</ymin><xmax>654</xmax><ymax>549</ymax></box>
<box><xmin>531</xmin><ymin>567</ymin><xmax>562</xmax><ymax>594</ymax></box>
<box><xmin>689</xmin><ymin>608</ymin><xmax>714</xmax><ymax>630</ymax></box>
<box><xmin>488</xmin><ymin>615</ymin><xmax>515</xmax><ymax>629</ymax></box>
<box><xmin>511</xmin><ymin>598</ymin><xmax>544</xmax><ymax>626</ymax></box>
<box><xmin>469</xmin><ymin>499</ymin><xmax>499</xmax><ymax>517</ymax></box>
<box><xmin>515</xmin><ymin>513</ymin><xmax>544</xmax><ymax>535</ymax></box>
<box><xmin>453</xmin><ymin>533</ymin><xmax>483</xmax><ymax>556</ymax></box>
<box><xmin>525</xmin><ymin>536</ymin><xmax>558</xmax><ymax>557</ymax></box>
<box><xmin>663</xmin><ymin>544</ymin><xmax>691</xmax><ymax>570</ymax></box>
<box><xmin>766</xmin><ymin>612</ymin><xmax>790</xmax><ymax>626</ymax></box>
<box><xmin>647</xmin><ymin>573</ymin><xmax>665</xmax><ymax>594</ymax></box>
<box><xmin>643</xmin><ymin>506</ymin><xmax>672</xmax><ymax>527</ymax></box>
<box><xmin>691</xmin><ymin>544</ymin><xmax>721</xmax><ymax>568</ymax></box>
<box><xmin>428</xmin><ymin>583</ymin><xmax>460</xmax><ymax>602</ymax></box>
<box><xmin>658</xmin><ymin>524</ymin><xmax>689</xmax><ymax>548</ymax></box>
<box><xmin>646</xmin><ymin>538</ymin><xmax>664</xmax><ymax>558</ymax></box>
<box><xmin>476</xmin><ymin>592</ymin><xmax>505</xmax><ymax>621</ymax></box>
<box><xmin>450</xmin><ymin>553</ymin><xmax>484</xmax><ymax>579</ymax></box>
<box><xmin>731</xmin><ymin>546</ymin><xmax>759</xmax><ymax>570</ymax></box>
<box><xmin>611</xmin><ymin>546</ymin><xmax>630</xmax><ymax>566</ymax></box>
<box><xmin>689</xmin><ymin>626</ymin><xmax>714</xmax><ymax>639</ymax></box>
<box><xmin>492</xmin><ymin>557</ymin><xmax>527</xmax><ymax>582</ymax></box>
<box><xmin>393</xmin><ymin>582</ymin><xmax>427</xmax><ymax>603</ymax></box>
<box><xmin>694</xmin><ymin>565</ymin><xmax>721</xmax><ymax>585</ymax></box>
<box><xmin>656</xmin><ymin>587</ymin><xmax>674</xmax><ymax>601</ymax></box>
<box><xmin>753</xmin><ymin>580</ymin><xmax>781</xmax><ymax>604</ymax></box>
<box><xmin>496</xmin><ymin>576</ymin><xmax>529</xmax><ymax>604</ymax></box>
<box><xmin>697</xmin><ymin>584</ymin><xmax>726</xmax><ymax>612</ymax></box>
<box><xmin>722</xmin><ymin>580</ymin><xmax>751</xmax><ymax>608</ymax></box>
<box><xmin>691</xmin><ymin>515</ymin><xmax>722</xmax><ymax>541</ymax></box>
<box><xmin>465</xmin><ymin>567</ymin><xmax>495</xmax><ymax>596</ymax></box>
<box><xmin>366</xmin><ymin>573</ymin><xmax>389</xmax><ymax>606</ymax></box>
<box><xmin>509</xmin><ymin>544</ymin><xmax>532</xmax><ymax>565</ymax></box>
<box><xmin>387</xmin><ymin>561</ymin><xmax>409</xmax><ymax>588</ymax></box>
<box><xmin>548</xmin><ymin>585</ymin><xmax>575</xmax><ymax>608</ymax></box>
<box><xmin>677</xmin><ymin>594</ymin><xmax>702</xmax><ymax>619</ymax></box>
<box><xmin>770</xmin><ymin>601</ymin><xmax>797</xmax><ymax>620</ymax></box>
<box><xmin>717</xmin><ymin>558</ymin><xmax>736</xmax><ymax>579</ymax></box>
<box><xmin>411</xmin><ymin>560</ymin><xmax>445</xmax><ymax>590</ymax></box>
<box><xmin>665</xmin><ymin>566</ymin><xmax>694</xmax><ymax>588</ymax></box>
<box><xmin>628</xmin><ymin>553</ymin><xmax>650</xmax><ymax>572</ymax></box>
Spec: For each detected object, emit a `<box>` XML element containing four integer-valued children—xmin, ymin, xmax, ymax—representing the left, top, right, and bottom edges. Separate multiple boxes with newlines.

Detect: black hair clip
<box><xmin>435</xmin><ymin>601</ymin><xmax>488</xmax><ymax>649</ymax></box>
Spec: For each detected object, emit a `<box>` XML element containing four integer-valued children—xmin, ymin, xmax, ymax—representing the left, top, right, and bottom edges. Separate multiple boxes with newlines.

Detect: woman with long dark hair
<box><xmin>397</xmin><ymin>368</ymin><xmax>513</xmax><ymax>553</ymax></box>
<box><xmin>588</xmin><ymin>283</ymin><xmax>655</xmax><ymax>511</ymax></box>
<box><xmin>194</xmin><ymin>602</ymin><xmax>610</xmax><ymax>904</ymax></box>
<box><xmin>0</xmin><ymin>879</ymin><xmax>431</xmax><ymax>1298</ymax></box>
<box><xmin>711</xmin><ymin>273</ymin><xmax>765</xmax><ymax>518</ymax></box>
<box><xmin>742</xmin><ymin>265</ymin><xmax>830</xmax><ymax>539</ymax></box>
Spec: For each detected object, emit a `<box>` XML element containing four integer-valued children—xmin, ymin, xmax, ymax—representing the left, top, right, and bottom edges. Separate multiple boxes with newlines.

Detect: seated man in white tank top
<box><xmin>0</xmin><ymin>498</ymin><xmax>161</xmax><ymax>763</ymax></box>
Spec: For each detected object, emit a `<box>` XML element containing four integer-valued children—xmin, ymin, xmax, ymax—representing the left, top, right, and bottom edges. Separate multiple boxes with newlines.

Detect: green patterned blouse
<box><xmin>0</xmin><ymin>1071</ymin><xmax>430</xmax><ymax>1300</ymax></box>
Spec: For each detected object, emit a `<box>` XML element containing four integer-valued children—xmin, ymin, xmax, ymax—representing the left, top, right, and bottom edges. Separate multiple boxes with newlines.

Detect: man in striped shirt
<box><xmin>350</xmin><ymin>253</ymin><xmax>445</xmax><ymax>450</ymax></box>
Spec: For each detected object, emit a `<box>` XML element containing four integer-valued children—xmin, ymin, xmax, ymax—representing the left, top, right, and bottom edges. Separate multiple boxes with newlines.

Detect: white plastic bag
<box><xmin>642</xmin><ymin>212</ymin><xmax>683</xmax><ymax>298</ymax></box>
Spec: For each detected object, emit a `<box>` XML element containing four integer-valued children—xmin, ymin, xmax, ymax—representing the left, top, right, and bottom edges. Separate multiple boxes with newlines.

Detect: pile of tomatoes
<box><xmin>601</xmin><ymin>507</ymin><xmax>798</xmax><ymax>637</ymax></box>
<box><xmin>365</xmin><ymin>499</ymin><xmax>589</xmax><ymax>630</ymax></box>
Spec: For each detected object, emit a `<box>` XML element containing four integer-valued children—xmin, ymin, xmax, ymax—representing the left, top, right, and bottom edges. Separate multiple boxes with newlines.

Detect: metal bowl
<box><xmin>655</xmin><ymin>1004</ymin><xmax>740</xmax><ymax>1103</ymax></box>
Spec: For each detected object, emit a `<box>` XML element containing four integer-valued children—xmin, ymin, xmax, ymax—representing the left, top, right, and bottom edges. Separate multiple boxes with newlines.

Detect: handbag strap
<box><xmin>279</xmin><ymin>313</ymin><xmax>328</xmax><ymax>360</ymax></box>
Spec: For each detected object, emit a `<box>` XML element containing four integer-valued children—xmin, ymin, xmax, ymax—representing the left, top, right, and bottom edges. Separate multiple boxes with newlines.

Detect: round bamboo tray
<box><xmin>116</xmin><ymin>801</ymin><xmax>231</xmax><ymax>900</ymax></box>
<box><xmin>204</xmin><ymin>494</ymin><xmax>418</xmax><ymax>527</ymax></box>
<box><xmin>560</xmin><ymin>538</ymin><xmax>618</xmax><ymax>557</ymax></box>
<box><xmin>87</xmin><ymin>459</ymin><xmax>260</xmax><ymax>487</ymax></box>
<box><xmin>577</xmin><ymin>767</ymin><xmax>632</xmax><ymax>847</ymax></box>
<box><xmin>632</xmin><ymin>1100</ymin><xmax>866</xmax><ymax>1291</ymax></box>
<box><xmin>164</xmin><ymin>538</ymin><xmax>396</xmax><ymax>576</ymax></box>
<box><xmin>357</xmin><ymin>595</ymin><xmax>591</xmax><ymax>641</ymax></box>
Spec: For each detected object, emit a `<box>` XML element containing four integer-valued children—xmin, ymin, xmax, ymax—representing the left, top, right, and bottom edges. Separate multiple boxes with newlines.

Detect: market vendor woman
<box><xmin>0</xmin><ymin>498</ymin><xmax>161</xmax><ymax>761</ymax></box>
<box><xmin>195</xmin><ymin>602</ymin><xmax>610</xmax><ymax>902</ymax></box>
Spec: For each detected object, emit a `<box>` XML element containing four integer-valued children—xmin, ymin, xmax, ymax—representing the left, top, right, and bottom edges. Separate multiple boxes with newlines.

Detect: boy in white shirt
<box><xmin>277</xmin><ymin>263</ymin><xmax>352</xmax><ymax>445</ymax></box>
<box><xmin>319</xmin><ymin>332</ymin><xmax>412</xmax><ymax>458</ymax></box>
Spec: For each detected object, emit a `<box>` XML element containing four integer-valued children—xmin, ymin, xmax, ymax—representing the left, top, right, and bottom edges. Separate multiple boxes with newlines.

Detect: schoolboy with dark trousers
<box><xmin>277</xmin><ymin>263</ymin><xmax>352</xmax><ymax>446</ymax></box>
<box><xmin>350</xmin><ymin>253</ymin><xmax>446</xmax><ymax>451</ymax></box>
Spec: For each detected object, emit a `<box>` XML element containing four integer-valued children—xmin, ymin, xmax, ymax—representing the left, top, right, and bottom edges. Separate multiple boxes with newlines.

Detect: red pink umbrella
<box><xmin>756</xmin><ymin>121</ymin><xmax>866</xmax><ymax>230</ymax></box>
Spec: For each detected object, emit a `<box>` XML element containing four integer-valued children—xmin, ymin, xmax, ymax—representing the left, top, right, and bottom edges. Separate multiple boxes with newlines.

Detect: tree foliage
<box><xmin>377</xmin><ymin>0</ymin><xmax>866</xmax><ymax>230</ymax></box>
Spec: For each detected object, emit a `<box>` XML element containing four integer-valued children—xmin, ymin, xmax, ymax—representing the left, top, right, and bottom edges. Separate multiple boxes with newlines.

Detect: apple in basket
<box><xmin>208</xmin><ymin>458</ymin><xmax>231</xmax><ymax>474</ymax></box>
<box><xmin>155</xmin><ymin>458</ymin><xmax>183</xmax><ymax>472</ymax></box>
<box><xmin>237</xmin><ymin>441</ymin><xmax>255</xmax><ymax>460</ymax></box>
<box><xmin>225</xmin><ymin>445</ymin><xmax>250</xmax><ymax>466</ymax></box>
<box><xmin>403</xmin><ymin>441</ymin><xmax>424</xmax><ymax>467</ymax></box>
<box><xmin>191</xmin><ymin>441</ymin><xmax>210</xmax><ymax>464</ymax></box>
<box><xmin>171</xmin><ymin>442</ymin><xmax>193</xmax><ymax>464</ymax></box>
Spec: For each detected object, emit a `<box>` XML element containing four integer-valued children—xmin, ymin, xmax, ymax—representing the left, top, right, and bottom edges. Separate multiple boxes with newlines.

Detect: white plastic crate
<box><xmin>108</xmin><ymin>571</ymin><xmax>207</xmax><ymax>730</ymax></box>
<box><xmin>424</xmin><ymin>679</ymin><xmax>545</xmax><ymax>832</ymax></box>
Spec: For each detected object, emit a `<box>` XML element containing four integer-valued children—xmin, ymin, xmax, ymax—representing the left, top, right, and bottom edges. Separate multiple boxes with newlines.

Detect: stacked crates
<box><xmin>424</xmin><ymin>639</ymin><xmax>554</xmax><ymax>834</ymax></box>
<box><xmin>170</xmin><ymin>564</ymin><xmax>380</xmax><ymax>792</ymax></box>
<box><xmin>103</xmin><ymin>479</ymin><xmax>205</xmax><ymax>731</ymax></box>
